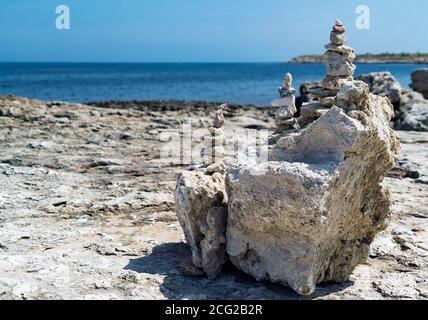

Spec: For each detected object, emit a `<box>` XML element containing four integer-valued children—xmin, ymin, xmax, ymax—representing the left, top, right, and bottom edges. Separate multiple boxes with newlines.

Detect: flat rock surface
<box><xmin>0</xmin><ymin>96</ymin><xmax>427</xmax><ymax>300</ymax></box>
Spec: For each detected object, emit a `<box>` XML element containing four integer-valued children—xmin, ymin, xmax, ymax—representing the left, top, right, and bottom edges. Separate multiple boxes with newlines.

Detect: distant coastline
<box><xmin>289</xmin><ymin>53</ymin><xmax>428</xmax><ymax>64</ymax></box>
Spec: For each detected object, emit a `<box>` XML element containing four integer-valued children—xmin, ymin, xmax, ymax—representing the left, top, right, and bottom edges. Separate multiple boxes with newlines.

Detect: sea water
<box><xmin>0</xmin><ymin>62</ymin><xmax>427</xmax><ymax>105</ymax></box>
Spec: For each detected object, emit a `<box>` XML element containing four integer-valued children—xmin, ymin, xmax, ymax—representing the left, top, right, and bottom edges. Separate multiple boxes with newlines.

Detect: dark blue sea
<box><xmin>1</xmin><ymin>63</ymin><xmax>427</xmax><ymax>105</ymax></box>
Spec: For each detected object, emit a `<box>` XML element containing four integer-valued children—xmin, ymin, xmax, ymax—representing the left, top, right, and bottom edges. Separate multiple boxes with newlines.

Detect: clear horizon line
<box><xmin>0</xmin><ymin>61</ymin><xmax>288</xmax><ymax>64</ymax></box>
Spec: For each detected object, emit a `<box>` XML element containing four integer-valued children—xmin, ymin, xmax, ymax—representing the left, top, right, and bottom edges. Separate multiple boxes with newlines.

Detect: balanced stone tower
<box><xmin>175</xmin><ymin>20</ymin><xmax>399</xmax><ymax>295</ymax></box>
<box><xmin>322</xmin><ymin>19</ymin><xmax>356</xmax><ymax>90</ymax></box>
<box><xmin>175</xmin><ymin>105</ymin><xmax>229</xmax><ymax>279</ymax></box>
<box><xmin>201</xmin><ymin>103</ymin><xmax>227</xmax><ymax>174</ymax></box>
<box><xmin>271</xmin><ymin>73</ymin><xmax>298</xmax><ymax>132</ymax></box>
<box><xmin>299</xmin><ymin>19</ymin><xmax>356</xmax><ymax>127</ymax></box>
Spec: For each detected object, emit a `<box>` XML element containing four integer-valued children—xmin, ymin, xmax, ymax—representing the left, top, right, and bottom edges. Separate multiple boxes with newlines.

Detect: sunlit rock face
<box><xmin>226</xmin><ymin>81</ymin><xmax>399</xmax><ymax>295</ymax></box>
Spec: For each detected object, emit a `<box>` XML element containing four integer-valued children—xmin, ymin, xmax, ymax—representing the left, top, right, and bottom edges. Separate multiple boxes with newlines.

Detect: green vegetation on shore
<box><xmin>290</xmin><ymin>53</ymin><xmax>428</xmax><ymax>64</ymax></box>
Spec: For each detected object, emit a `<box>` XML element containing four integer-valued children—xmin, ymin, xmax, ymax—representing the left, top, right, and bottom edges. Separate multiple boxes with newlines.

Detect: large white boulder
<box><xmin>225</xmin><ymin>81</ymin><xmax>399</xmax><ymax>295</ymax></box>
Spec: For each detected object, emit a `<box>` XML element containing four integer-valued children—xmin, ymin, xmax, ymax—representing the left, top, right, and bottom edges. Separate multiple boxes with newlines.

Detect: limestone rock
<box><xmin>298</xmin><ymin>102</ymin><xmax>329</xmax><ymax>127</ymax></box>
<box><xmin>226</xmin><ymin>80</ymin><xmax>399</xmax><ymax>295</ymax></box>
<box><xmin>330</xmin><ymin>32</ymin><xmax>347</xmax><ymax>45</ymax></box>
<box><xmin>214</xmin><ymin>104</ymin><xmax>227</xmax><ymax>128</ymax></box>
<box><xmin>200</xmin><ymin>207</ymin><xmax>228</xmax><ymax>279</ymax></box>
<box><xmin>320</xmin><ymin>96</ymin><xmax>335</xmax><ymax>107</ymax></box>
<box><xmin>299</xmin><ymin>82</ymin><xmax>337</xmax><ymax>104</ymax></box>
<box><xmin>400</xmin><ymin>90</ymin><xmax>426</xmax><ymax>112</ymax></box>
<box><xmin>271</xmin><ymin>96</ymin><xmax>297</xmax><ymax>113</ymax></box>
<box><xmin>325</xmin><ymin>43</ymin><xmax>355</xmax><ymax>56</ymax></box>
<box><xmin>395</xmin><ymin>102</ymin><xmax>428</xmax><ymax>131</ymax></box>
<box><xmin>206</xmin><ymin>161</ymin><xmax>227</xmax><ymax>174</ymax></box>
<box><xmin>175</xmin><ymin>170</ymin><xmax>228</xmax><ymax>278</ymax></box>
<box><xmin>322</xmin><ymin>75</ymin><xmax>354</xmax><ymax>91</ymax></box>
<box><xmin>333</xmin><ymin>19</ymin><xmax>345</xmax><ymax>33</ymax></box>
<box><xmin>356</xmin><ymin>72</ymin><xmax>402</xmax><ymax>106</ymax></box>
<box><xmin>410</xmin><ymin>69</ymin><xmax>428</xmax><ymax>99</ymax></box>
<box><xmin>335</xmin><ymin>81</ymin><xmax>371</xmax><ymax>113</ymax></box>
<box><xmin>325</xmin><ymin>51</ymin><xmax>356</xmax><ymax>76</ymax></box>
<box><xmin>274</xmin><ymin>118</ymin><xmax>298</xmax><ymax>133</ymax></box>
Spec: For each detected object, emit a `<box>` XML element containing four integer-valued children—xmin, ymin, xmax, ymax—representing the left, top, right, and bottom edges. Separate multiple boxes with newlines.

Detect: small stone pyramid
<box><xmin>321</xmin><ymin>19</ymin><xmax>356</xmax><ymax>91</ymax></box>
<box><xmin>200</xmin><ymin>104</ymin><xmax>227</xmax><ymax>174</ymax></box>
<box><xmin>271</xmin><ymin>73</ymin><xmax>298</xmax><ymax>132</ymax></box>
<box><xmin>297</xmin><ymin>19</ymin><xmax>356</xmax><ymax>127</ymax></box>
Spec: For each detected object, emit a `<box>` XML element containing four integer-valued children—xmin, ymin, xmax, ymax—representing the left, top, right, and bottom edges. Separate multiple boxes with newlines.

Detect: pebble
<box><xmin>330</xmin><ymin>32</ymin><xmax>347</xmax><ymax>46</ymax></box>
<box><xmin>320</xmin><ymin>97</ymin><xmax>336</xmax><ymax>107</ymax></box>
<box><xmin>271</xmin><ymin>96</ymin><xmax>294</xmax><ymax>107</ymax></box>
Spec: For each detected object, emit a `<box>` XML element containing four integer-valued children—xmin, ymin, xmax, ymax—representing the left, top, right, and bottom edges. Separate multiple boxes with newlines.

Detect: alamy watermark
<box><xmin>355</xmin><ymin>5</ymin><xmax>370</xmax><ymax>30</ymax></box>
<box><xmin>159</xmin><ymin>122</ymin><xmax>269</xmax><ymax>166</ymax></box>
<box><xmin>56</xmin><ymin>5</ymin><xmax>70</xmax><ymax>30</ymax></box>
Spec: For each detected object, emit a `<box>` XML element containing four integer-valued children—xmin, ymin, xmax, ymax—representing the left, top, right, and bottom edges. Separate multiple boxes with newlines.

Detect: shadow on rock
<box><xmin>124</xmin><ymin>242</ymin><xmax>354</xmax><ymax>300</ymax></box>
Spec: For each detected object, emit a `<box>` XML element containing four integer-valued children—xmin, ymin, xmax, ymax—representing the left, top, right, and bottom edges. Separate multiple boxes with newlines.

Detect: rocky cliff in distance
<box><xmin>289</xmin><ymin>53</ymin><xmax>428</xmax><ymax>64</ymax></box>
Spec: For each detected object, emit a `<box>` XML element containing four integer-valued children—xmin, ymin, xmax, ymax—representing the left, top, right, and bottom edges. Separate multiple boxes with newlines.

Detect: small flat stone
<box><xmin>321</xmin><ymin>75</ymin><xmax>354</xmax><ymax>90</ymax></box>
<box><xmin>298</xmin><ymin>102</ymin><xmax>331</xmax><ymax>127</ymax></box>
<box><xmin>320</xmin><ymin>97</ymin><xmax>336</xmax><ymax>107</ymax></box>
<box><xmin>300</xmin><ymin>102</ymin><xmax>330</xmax><ymax>118</ymax></box>
<box><xmin>311</xmin><ymin>88</ymin><xmax>339</xmax><ymax>98</ymax></box>
<box><xmin>324</xmin><ymin>43</ymin><xmax>355</xmax><ymax>56</ymax></box>
<box><xmin>272</xmin><ymin>96</ymin><xmax>297</xmax><ymax>115</ymax></box>
<box><xmin>272</xmin><ymin>95</ymin><xmax>294</xmax><ymax>107</ymax></box>
<box><xmin>275</xmin><ymin>107</ymin><xmax>294</xmax><ymax>126</ymax></box>
<box><xmin>279</xmin><ymin>87</ymin><xmax>296</xmax><ymax>97</ymax></box>
<box><xmin>206</xmin><ymin>162</ymin><xmax>226</xmax><ymax>174</ymax></box>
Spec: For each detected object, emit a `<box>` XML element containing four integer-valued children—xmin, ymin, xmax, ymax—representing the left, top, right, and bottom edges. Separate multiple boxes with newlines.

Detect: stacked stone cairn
<box><xmin>299</xmin><ymin>19</ymin><xmax>356</xmax><ymax>127</ymax></box>
<box><xmin>175</xmin><ymin>19</ymin><xmax>399</xmax><ymax>295</ymax></box>
<box><xmin>175</xmin><ymin>104</ymin><xmax>229</xmax><ymax>279</ymax></box>
<box><xmin>201</xmin><ymin>103</ymin><xmax>227</xmax><ymax>174</ymax></box>
<box><xmin>271</xmin><ymin>73</ymin><xmax>298</xmax><ymax>132</ymax></box>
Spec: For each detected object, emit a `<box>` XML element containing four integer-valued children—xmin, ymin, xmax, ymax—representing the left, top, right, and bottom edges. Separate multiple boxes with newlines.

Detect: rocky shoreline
<box><xmin>0</xmin><ymin>94</ymin><xmax>427</xmax><ymax>299</ymax></box>
<box><xmin>289</xmin><ymin>54</ymin><xmax>428</xmax><ymax>64</ymax></box>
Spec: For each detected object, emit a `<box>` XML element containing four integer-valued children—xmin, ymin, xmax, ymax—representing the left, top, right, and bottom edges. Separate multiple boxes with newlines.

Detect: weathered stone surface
<box><xmin>226</xmin><ymin>81</ymin><xmax>399</xmax><ymax>295</ymax></box>
<box><xmin>356</xmin><ymin>72</ymin><xmax>402</xmax><ymax>106</ymax></box>
<box><xmin>299</xmin><ymin>82</ymin><xmax>338</xmax><ymax>105</ymax></box>
<box><xmin>395</xmin><ymin>102</ymin><xmax>428</xmax><ymax>132</ymax></box>
<box><xmin>330</xmin><ymin>32</ymin><xmax>346</xmax><ymax>45</ymax></box>
<box><xmin>410</xmin><ymin>69</ymin><xmax>428</xmax><ymax>99</ymax></box>
<box><xmin>321</xmin><ymin>75</ymin><xmax>354</xmax><ymax>91</ymax></box>
<box><xmin>274</xmin><ymin>118</ymin><xmax>299</xmax><ymax>134</ymax></box>
<box><xmin>1</xmin><ymin>94</ymin><xmax>427</xmax><ymax>300</ymax></box>
<box><xmin>400</xmin><ymin>90</ymin><xmax>426</xmax><ymax>112</ymax></box>
<box><xmin>298</xmin><ymin>102</ymin><xmax>329</xmax><ymax>127</ymax></box>
<box><xmin>325</xmin><ymin>43</ymin><xmax>355</xmax><ymax>56</ymax></box>
<box><xmin>320</xmin><ymin>96</ymin><xmax>335</xmax><ymax>107</ymax></box>
<box><xmin>175</xmin><ymin>170</ymin><xmax>228</xmax><ymax>278</ymax></box>
<box><xmin>335</xmin><ymin>81</ymin><xmax>370</xmax><ymax>113</ymax></box>
<box><xmin>200</xmin><ymin>207</ymin><xmax>228</xmax><ymax>279</ymax></box>
<box><xmin>324</xmin><ymin>51</ymin><xmax>356</xmax><ymax>76</ymax></box>
<box><xmin>272</xmin><ymin>96</ymin><xmax>297</xmax><ymax>113</ymax></box>
<box><xmin>206</xmin><ymin>161</ymin><xmax>227</xmax><ymax>174</ymax></box>
<box><xmin>275</xmin><ymin>106</ymin><xmax>294</xmax><ymax>122</ymax></box>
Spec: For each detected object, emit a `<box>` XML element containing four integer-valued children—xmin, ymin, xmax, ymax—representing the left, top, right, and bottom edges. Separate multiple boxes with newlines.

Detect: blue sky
<box><xmin>0</xmin><ymin>0</ymin><xmax>427</xmax><ymax>62</ymax></box>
